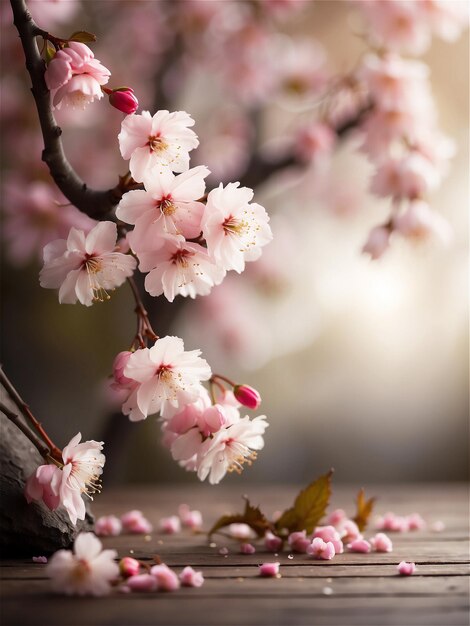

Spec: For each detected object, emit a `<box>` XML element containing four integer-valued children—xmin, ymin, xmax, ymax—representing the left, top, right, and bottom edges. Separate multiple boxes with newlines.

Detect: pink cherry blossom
<box><xmin>312</xmin><ymin>526</ymin><xmax>344</xmax><ymax>554</ymax></box>
<box><xmin>119</xmin><ymin>557</ymin><xmax>141</xmax><ymax>577</ymax></box>
<box><xmin>233</xmin><ymin>384</ymin><xmax>261</xmax><ymax>410</ymax></box>
<box><xmin>397</xmin><ymin>561</ymin><xmax>416</xmax><ymax>576</ymax></box>
<box><xmin>45</xmin><ymin>42</ymin><xmax>111</xmax><ymax>110</ymax></box>
<box><xmin>111</xmin><ymin>351</ymin><xmax>135</xmax><ymax>389</ymax></box>
<box><xmin>259</xmin><ymin>562</ymin><xmax>280</xmax><ymax>577</ymax></box>
<box><xmin>240</xmin><ymin>543</ymin><xmax>256</xmax><ymax>554</ymax></box>
<box><xmin>126</xmin><ymin>573</ymin><xmax>158</xmax><ymax>592</ymax></box>
<box><xmin>116</xmin><ymin>165</ymin><xmax>210</xmax><ymax>245</ymax></box>
<box><xmin>179</xmin><ymin>566</ymin><xmax>204</xmax><ymax>587</ymax></box>
<box><xmin>95</xmin><ymin>515</ymin><xmax>122</xmax><ymax>537</ymax></box>
<box><xmin>326</xmin><ymin>509</ymin><xmax>347</xmax><ymax>527</ymax></box>
<box><xmin>202</xmin><ymin>182</ymin><xmax>272</xmax><ymax>273</ymax></box>
<box><xmin>296</xmin><ymin>122</ymin><xmax>336</xmax><ymax>163</ymax></box>
<box><xmin>123</xmin><ymin>336</ymin><xmax>211</xmax><ymax>419</ymax></box>
<box><xmin>32</xmin><ymin>556</ymin><xmax>48</xmax><ymax>564</ymax></box>
<box><xmin>196</xmin><ymin>415</ymin><xmax>269</xmax><ymax>484</ymax></box>
<box><xmin>418</xmin><ymin>1</ymin><xmax>469</xmax><ymax>43</ymax></box>
<box><xmin>28</xmin><ymin>0</ymin><xmax>80</xmax><ymax>28</ymax></box>
<box><xmin>431</xmin><ymin>520</ymin><xmax>446</xmax><ymax>533</ymax></box>
<box><xmin>2</xmin><ymin>179</ymin><xmax>96</xmax><ymax>266</ymax></box>
<box><xmin>25</xmin><ymin>464</ymin><xmax>61</xmax><ymax>511</ymax></box>
<box><xmin>229</xmin><ymin>524</ymin><xmax>255</xmax><ymax>540</ymax></box>
<box><xmin>393</xmin><ymin>200</ymin><xmax>452</xmax><ymax>245</ymax></box>
<box><xmin>137</xmin><ymin>238</ymin><xmax>225</xmax><ymax>302</ymax></box>
<box><xmin>46</xmin><ymin>532</ymin><xmax>118</xmax><ymax>596</ymax></box>
<box><xmin>39</xmin><ymin>221</ymin><xmax>137</xmax><ymax>306</ymax></box>
<box><xmin>376</xmin><ymin>512</ymin><xmax>409</xmax><ymax>532</ymax></box>
<box><xmin>362</xmin><ymin>225</ymin><xmax>391</xmax><ymax>260</ymax></box>
<box><xmin>121</xmin><ymin>510</ymin><xmax>153</xmax><ymax>534</ymax></box>
<box><xmin>338</xmin><ymin>519</ymin><xmax>362</xmax><ymax>544</ymax></box>
<box><xmin>370</xmin><ymin>533</ymin><xmax>393</xmax><ymax>553</ymax></box>
<box><xmin>265</xmin><ymin>531</ymin><xmax>283</xmax><ymax>552</ymax></box>
<box><xmin>288</xmin><ymin>530</ymin><xmax>311</xmax><ymax>553</ymax></box>
<box><xmin>118</xmin><ymin>110</ymin><xmax>199</xmax><ymax>182</ymax></box>
<box><xmin>178</xmin><ymin>504</ymin><xmax>203</xmax><ymax>530</ymax></box>
<box><xmin>150</xmin><ymin>564</ymin><xmax>180</xmax><ymax>591</ymax></box>
<box><xmin>406</xmin><ymin>513</ymin><xmax>427</xmax><ymax>531</ymax></box>
<box><xmin>307</xmin><ymin>538</ymin><xmax>335</xmax><ymax>560</ymax></box>
<box><xmin>108</xmin><ymin>88</ymin><xmax>139</xmax><ymax>114</ymax></box>
<box><xmin>159</xmin><ymin>515</ymin><xmax>181</xmax><ymax>534</ymax></box>
<box><xmin>348</xmin><ymin>539</ymin><xmax>371</xmax><ymax>553</ymax></box>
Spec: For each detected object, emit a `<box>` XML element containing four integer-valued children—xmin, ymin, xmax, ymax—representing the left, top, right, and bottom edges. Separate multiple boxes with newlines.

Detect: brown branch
<box><xmin>10</xmin><ymin>0</ymin><xmax>123</xmax><ymax>219</ymax></box>
<box><xmin>0</xmin><ymin>401</ymin><xmax>50</xmax><ymax>459</ymax></box>
<box><xmin>127</xmin><ymin>276</ymin><xmax>159</xmax><ymax>349</ymax></box>
<box><xmin>0</xmin><ymin>366</ymin><xmax>62</xmax><ymax>460</ymax></box>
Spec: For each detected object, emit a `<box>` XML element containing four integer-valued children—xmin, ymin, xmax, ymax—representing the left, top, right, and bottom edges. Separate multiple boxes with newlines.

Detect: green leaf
<box><xmin>274</xmin><ymin>470</ymin><xmax>333</xmax><ymax>535</ymax></box>
<box><xmin>67</xmin><ymin>31</ymin><xmax>97</xmax><ymax>44</ymax></box>
<box><xmin>208</xmin><ymin>497</ymin><xmax>271</xmax><ymax>539</ymax></box>
<box><xmin>44</xmin><ymin>40</ymin><xmax>56</xmax><ymax>64</ymax></box>
<box><xmin>353</xmin><ymin>488</ymin><xmax>376</xmax><ymax>532</ymax></box>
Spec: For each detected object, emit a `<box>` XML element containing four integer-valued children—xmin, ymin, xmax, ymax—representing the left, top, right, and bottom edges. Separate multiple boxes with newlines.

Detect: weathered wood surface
<box><xmin>1</xmin><ymin>483</ymin><xmax>468</xmax><ymax>626</ymax></box>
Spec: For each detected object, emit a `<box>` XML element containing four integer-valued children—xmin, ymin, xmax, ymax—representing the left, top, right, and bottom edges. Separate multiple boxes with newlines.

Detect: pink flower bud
<box><xmin>126</xmin><ymin>573</ymin><xmax>158</xmax><ymax>592</ymax></box>
<box><xmin>178</xmin><ymin>504</ymin><xmax>203</xmax><ymax>530</ymax></box>
<box><xmin>121</xmin><ymin>509</ymin><xmax>153</xmax><ymax>534</ymax></box>
<box><xmin>159</xmin><ymin>515</ymin><xmax>181</xmax><ymax>535</ymax></box>
<box><xmin>348</xmin><ymin>539</ymin><xmax>371</xmax><ymax>553</ymax></box>
<box><xmin>179</xmin><ymin>566</ymin><xmax>204</xmax><ymax>587</ymax></box>
<box><xmin>108</xmin><ymin>88</ymin><xmax>139</xmax><ymax>114</ymax></box>
<box><xmin>264</xmin><ymin>531</ymin><xmax>283</xmax><ymax>552</ymax></box>
<box><xmin>233</xmin><ymin>384</ymin><xmax>261</xmax><ymax>410</ymax></box>
<box><xmin>370</xmin><ymin>533</ymin><xmax>393</xmax><ymax>553</ymax></box>
<box><xmin>95</xmin><ymin>515</ymin><xmax>122</xmax><ymax>537</ymax></box>
<box><xmin>150</xmin><ymin>564</ymin><xmax>180</xmax><ymax>591</ymax></box>
<box><xmin>288</xmin><ymin>530</ymin><xmax>311</xmax><ymax>553</ymax></box>
<box><xmin>240</xmin><ymin>543</ymin><xmax>256</xmax><ymax>554</ymax></box>
<box><xmin>362</xmin><ymin>225</ymin><xmax>390</xmax><ymax>260</ymax></box>
<box><xmin>112</xmin><ymin>351</ymin><xmax>134</xmax><ymax>388</ymax></box>
<box><xmin>406</xmin><ymin>513</ymin><xmax>426</xmax><ymax>531</ymax></box>
<box><xmin>119</xmin><ymin>557</ymin><xmax>141</xmax><ymax>578</ymax></box>
<box><xmin>259</xmin><ymin>562</ymin><xmax>280</xmax><ymax>577</ymax></box>
<box><xmin>32</xmin><ymin>556</ymin><xmax>48</xmax><ymax>564</ymax></box>
<box><xmin>397</xmin><ymin>561</ymin><xmax>416</xmax><ymax>576</ymax></box>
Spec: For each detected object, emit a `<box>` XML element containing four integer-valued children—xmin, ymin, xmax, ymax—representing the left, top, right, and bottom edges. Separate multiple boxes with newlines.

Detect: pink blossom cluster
<box><xmin>357</xmin><ymin>47</ymin><xmax>456</xmax><ymax>257</ymax></box>
<box><xmin>110</xmin><ymin>336</ymin><xmax>268</xmax><ymax>483</ymax></box>
<box><xmin>123</xmin><ymin>564</ymin><xmax>204</xmax><ymax>593</ymax></box>
<box><xmin>25</xmin><ymin>433</ymin><xmax>105</xmax><ymax>525</ymax></box>
<box><xmin>117</xmin><ymin>109</ymin><xmax>272</xmax><ymax>302</ymax></box>
<box><xmin>375</xmin><ymin>511</ymin><xmax>427</xmax><ymax>533</ymax></box>
<box><xmin>96</xmin><ymin>504</ymin><xmax>202</xmax><ymax>538</ymax></box>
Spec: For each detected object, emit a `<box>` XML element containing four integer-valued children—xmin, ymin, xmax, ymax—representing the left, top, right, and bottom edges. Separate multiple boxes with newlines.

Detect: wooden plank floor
<box><xmin>1</xmin><ymin>483</ymin><xmax>468</xmax><ymax>626</ymax></box>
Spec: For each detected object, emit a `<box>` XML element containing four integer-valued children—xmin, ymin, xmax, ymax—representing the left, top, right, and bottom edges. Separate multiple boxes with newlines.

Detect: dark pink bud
<box><xmin>233</xmin><ymin>384</ymin><xmax>261</xmax><ymax>410</ymax></box>
<box><xmin>108</xmin><ymin>87</ymin><xmax>138</xmax><ymax>114</ymax></box>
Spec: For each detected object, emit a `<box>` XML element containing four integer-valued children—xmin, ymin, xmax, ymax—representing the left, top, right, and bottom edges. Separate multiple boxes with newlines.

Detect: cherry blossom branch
<box><xmin>10</xmin><ymin>0</ymin><xmax>123</xmax><ymax>219</ymax></box>
<box><xmin>127</xmin><ymin>277</ymin><xmax>159</xmax><ymax>349</ymax></box>
<box><xmin>0</xmin><ymin>367</ymin><xmax>62</xmax><ymax>460</ymax></box>
<box><xmin>0</xmin><ymin>400</ymin><xmax>50</xmax><ymax>458</ymax></box>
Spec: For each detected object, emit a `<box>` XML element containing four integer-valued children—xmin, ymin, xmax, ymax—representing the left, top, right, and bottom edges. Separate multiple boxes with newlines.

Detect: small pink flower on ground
<box><xmin>240</xmin><ymin>543</ymin><xmax>256</xmax><ymax>555</ymax></box>
<box><xmin>288</xmin><ymin>531</ymin><xmax>310</xmax><ymax>554</ymax></box>
<box><xmin>264</xmin><ymin>531</ymin><xmax>283</xmax><ymax>553</ymax></box>
<box><xmin>45</xmin><ymin>42</ymin><xmax>110</xmax><ymax>110</ymax></box>
<box><xmin>159</xmin><ymin>515</ymin><xmax>181</xmax><ymax>534</ymax></box>
<box><xmin>39</xmin><ymin>221</ymin><xmax>137</xmax><ymax>306</ymax></box>
<box><xmin>431</xmin><ymin>521</ymin><xmax>446</xmax><ymax>533</ymax></box>
<box><xmin>178</xmin><ymin>504</ymin><xmax>203</xmax><ymax>530</ymax></box>
<box><xmin>233</xmin><ymin>385</ymin><xmax>262</xmax><ymax>410</ymax></box>
<box><xmin>218</xmin><ymin>547</ymin><xmax>229</xmax><ymax>556</ymax></box>
<box><xmin>406</xmin><ymin>513</ymin><xmax>426</xmax><ymax>531</ymax></box>
<box><xmin>32</xmin><ymin>556</ymin><xmax>48</xmax><ymax>564</ymax></box>
<box><xmin>46</xmin><ymin>532</ymin><xmax>118</xmax><ymax>596</ymax></box>
<box><xmin>150</xmin><ymin>564</ymin><xmax>180</xmax><ymax>591</ymax></box>
<box><xmin>229</xmin><ymin>523</ymin><xmax>255</xmax><ymax>540</ymax></box>
<box><xmin>339</xmin><ymin>520</ymin><xmax>362</xmax><ymax>544</ymax></box>
<box><xmin>119</xmin><ymin>557</ymin><xmax>141</xmax><ymax>578</ymax></box>
<box><xmin>108</xmin><ymin>88</ymin><xmax>139</xmax><ymax>115</ymax></box>
<box><xmin>179</xmin><ymin>566</ymin><xmax>204</xmax><ymax>587</ymax></box>
<box><xmin>312</xmin><ymin>526</ymin><xmax>344</xmax><ymax>554</ymax></box>
<box><xmin>307</xmin><ymin>538</ymin><xmax>336</xmax><ymax>560</ymax></box>
<box><xmin>126</xmin><ymin>573</ymin><xmax>158</xmax><ymax>592</ymax></box>
<box><xmin>95</xmin><ymin>515</ymin><xmax>122</xmax><ymax>537</ymax></box>
<box><xmin>121</xmin><ymin>510</ymin><xmax>153</xmax><ymax>534</ymax></box>
<box><xmin>118</xmin><ymin>110</ymin><xmax>199</xmax><ymax>183</ymax></box>
<box><xmin>259</xmin><ymin>562</ymin><xmax>280</xmax><ymax>577</ymax></box>
<box><xmin>370</xmin><ymin>533</ymin><xmax>393</xmax><ymax>553</ymax></box>
<box><xmin>378</xmin><ymin>512</ymin><xmax>409</xmax><ymax>532</ymax></box>
<box><xmin>348</xmin><ymin>539</ymin><xmax>371</xmax><ymax>554</ymax></box>
<box><xmin>397</xmin><ymin>561</ymin><xmax>416</xmax><ymax>576</ymax></box>
<box><xmin>326</xmin><ymin>509</ymin><xmax>347</xmax><ymax>527</ymax></box>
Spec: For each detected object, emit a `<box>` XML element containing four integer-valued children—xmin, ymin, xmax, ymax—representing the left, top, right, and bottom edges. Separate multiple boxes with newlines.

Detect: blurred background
<box><xmin>1</xmin><ymin>0</ymin><xmax>468</xmax><ymax>485</ymax></box>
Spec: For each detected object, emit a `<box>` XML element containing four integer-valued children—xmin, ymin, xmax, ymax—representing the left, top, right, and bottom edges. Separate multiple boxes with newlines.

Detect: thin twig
<box><xmin>10</xmin><ymin>0</ymin><xmax>122</xmax><ymax>219</ymax></box>
<box><xmin>0</xmin><ymin>401</ymin><xmax>50</xmax><ymax>458</ymax></box>
<box><xmin>0</xmin><ymin>367</ymin><xmax>62</xmax><ymax>460</ymax></box>
<box><xmin>127</xmin><ymin>277</ymin><xmax>159</xmax><ymax>348</ymax></box>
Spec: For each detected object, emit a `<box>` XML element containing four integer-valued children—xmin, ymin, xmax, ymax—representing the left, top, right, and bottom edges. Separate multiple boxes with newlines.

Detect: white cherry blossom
<box><xmin>118</xmin><ymin>110</ymin><xmax>199</xmax><ymax>183</ymax></box>
<box><xmin>39</xmin><ymin>221</ymin><xmax>136</xmax><ymax>306</ymax></box>
<box><xmin>202</xmin><ymin>182</ymin><xmax>272</xmax><ymax>273</ymax></box>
